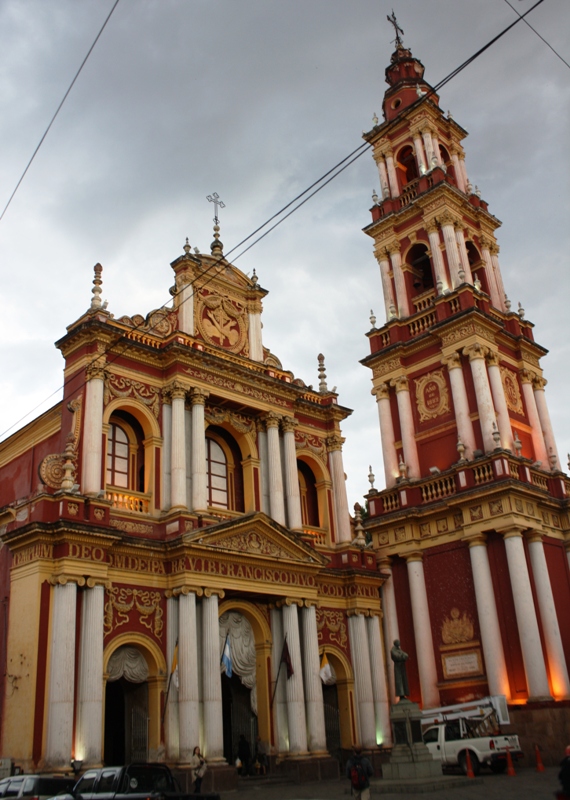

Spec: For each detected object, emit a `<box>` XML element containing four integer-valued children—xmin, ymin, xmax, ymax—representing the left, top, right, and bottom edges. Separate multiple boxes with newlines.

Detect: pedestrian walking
<box><xmin>346</xmin><ymin>746</ymin><xmax>374</xmax><ymax>800</ymax></box>
<box><xmin>190</xmin><ymin>745</ymin><xmax>206</xmax><ymax>794</ymax></box>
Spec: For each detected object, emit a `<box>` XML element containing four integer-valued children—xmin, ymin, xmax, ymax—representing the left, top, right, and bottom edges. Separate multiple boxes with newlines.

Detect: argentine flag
<box><xmin>221</xmin><ymin>635</ymin><xmax>232</xmax><ymax>677</ymax></box>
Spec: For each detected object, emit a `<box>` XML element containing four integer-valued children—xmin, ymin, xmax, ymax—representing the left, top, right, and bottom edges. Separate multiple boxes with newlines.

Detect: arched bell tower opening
<box><xmin>407</xmin><ymin>243</ymin><xmax>434</xmax><ymax>298</ymax></box>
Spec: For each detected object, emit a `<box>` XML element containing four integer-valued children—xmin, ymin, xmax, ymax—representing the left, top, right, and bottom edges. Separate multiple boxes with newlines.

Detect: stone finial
<box><xmin>457</xmin><ymin>437</ymin><xmax>466</xmax><ymax>462</ymax></box>
<box><xmin>90</xmin><ymin>263</ymin><xmax>103</xmax><ymax>310</ymax></box>
<box><xmin>194</xmin><ymin>246</ymin><xmax>200</xmax><ymax>254</ymax></box>
<box><xmin>398</xmin><ymin>456</ymin><xmax>408</xmax><ymax>481</ymax></box>
<box><xmin>183</xmin><ymin>237</ymin><xmax>191</xmax><ymax>256</ymax></box>
<box><xmin>60</xmin><ymin>433</ymin><xmax>76</xmax><ymax>492</ymax></box>
<box><xmin>549</xmin><ymin>448</ymin><xmax>558</xmax><ymax>471</ymax></box>
<box><xmin>447</xmin><ymin>110</ymin><xmax>453</xmax><ymax>121</ymax></box>
<box><xmin>251</xmin><ymin>269</ymin><xmax>258</xmax><ymax>285</ymax></box>
<box><xmin>416</xmin><ymin>84</ymin><xmax>426</xmax><ymax>98</ymax></box>
<box><xmin>475</xmin><ymin>185</ymin><xmax>482</xmax><ymax>198</ymax></box>
<box><xmin>382</xmin><ymin>181</ymin><xmax>390</xmax><ymax>199</ymax></box>
<box><xmin>518</xmin><ymin>302</ymin><xmax>525</xmax><ymax>319</ymax></box>
<box><xmin>567</xmin><ymin>453</ymin><xmax>570</xmax><ymax>472</ymax></box>
<box><xmin>513</xmin><ymin>430</ymin><xmax>523</xmax><ymax>456</ymax></box>
<box><xmin>492</xmin><ymin>422</ymin><xmax>501</xmax><ymax>449</ymax></box>
<box><xmin>389</xmin><ymin>303</ymin><xmax>397</xmax><ymax>319</ymax></box>
<box><xmin>436</xmin><ymin>278</ymin><xmax>444</xmax><ymax>296</ymax></box>
<box><xmin>505</xmin><ymin>295</ymin><xmax>512</xmax><ymax>311</ymax></box>
<box><xmin>372</xmin><ymin>112</ymin><xmax>379</xmax><ymax>126</ymax></box>
<box><xmin>369</xmin><ymin>309</ymin><xmax>377</xmax><ymax>329</ymax></box>
<box><xmin>466</xmin><ymin>180</ymin><xmax>473</xmax><ymax>194</ymax></box>
<box><xmin>473</xmin><ymin>276</ymin><xmax>482</xmax><ymax>292</ymax></box>
<box><xmin>317</xmin><ymin>353</ymin><xmax>328</xmax><ymax>393</ymax></box>
<box><xmin>352</xmin><ymin>503</ymin><xmax>367</xmax><ymax>548</ymax></box>
<box><xmin>372</xmin><ymin>189</ymin><xmax>379</xmax><ymax>206</ymax></box>
<box><xmin>458</xmin><ymin>266</ymin><xmax>465</xmax><ymax>283</ymax></box>
<box><xmin>368</xmin><ymin>465</ymin><xmax>375</xmax><ymax>490</ymax></box>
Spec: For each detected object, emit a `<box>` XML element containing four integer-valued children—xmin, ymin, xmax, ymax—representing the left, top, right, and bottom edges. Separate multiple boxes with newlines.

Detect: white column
<box><xmin>459</xmin><ymin>156</ymin><xmax>469</xmax><ymax>191</ymax></box>
<box><xmin>184</xmin><ymin>406</ymin><xmax>193</xmax><ymax>510</ymax></box>
<box><xmin>366</xmin><ymin>615</ymin><xmax>392</xmax><ymax>747</ymax></box>
<box><xmin>464</xmin><ymin>344</ymin><xmax>497</xmax><ymax>453</ymax></box>
<box><xmin>442</xmin><ymin>353</ymin><xmax>477</xmax><ymax>461</ymax></box>
<box><xmin>161</xmin><ymin>398</ymin><xmax>172</xmax><ymax>511</ymax></box>
<box><xmin>170</xmin><ymin>385</ymin><xmax>187</xmax><ymax>509</ymax></box>
<box><xmin>46</xmin><ymin>581</ymin><xmax>77</xmax><ymax>768</ymax></box>
<box><xmin>375</xmin><ymin>384</ymin><xmax>399</xmax><ymax>489</ymax></box>
<box><xmin>327</xmin><ymin>436</ymin><xmax>352</xmax><ymax>543</ymax></box>
<box><xmin>455</xmin><ymin>224</ymin><xmax>473</xmax><ymax>283</ymax></box>
<box><xmin>533</xmin><ymin>377</ymin><xmax>560</xmax><ymax>469</ymax></box>
<box><xmin>527</xmin><ymin>533</ymin><xmax>570</xmax><ymax>698</ymax></box>
<box><xmin>406</xmin><ymin>554</ymin><xmax>440</xmax><ymax>708</ymax></box>
<box><xmin>378</xmin><ymin>558</ymin><xmax>400</xmax><ymax>703</ymax></box>
<box><xmin>480</xmin><ymin>240</ymin><xmax>503</xmax><ymax>309</ymax></box>
<box><xmin>348</xmin><ymin>613</ymin><xmax>376</xmax><ymax>747</ymax></box>
<box><xmin>202</xmin><ymin>592</ymin><xmax>224</xmax><ymax>760</ymax></box>
<box><xmin>520</xmin><ymin>371</ymin><xmax>549</xmax><ymax>464</ymax></box>
<box><xmin>431</xmin><ymin>133</ymin><xmax>442</xmax><ymax>166</ymax></box>
<box><xmin>503</xmin><ymin>530</ymin><xmax>552</xmax><ymax>700</ymax></box>
<box><xmin>467</xmin><ymin>536</ymin><xmax>510</xmax><ymax>698</ymax></box>
<box><xmin>376</xmin><ymin>253</ymin><xmax>396</xmax><ymax>320</ymax></box>
<box><xmin>177</xmin><ymin>280</ymin><xmax>194</xmax><ymax>336</ymax></box>
<box><xmin>282</xmin><ymin>418</ymin><xmax>303</xmax><ymax>530</ymax></box>
<box><xmin>270</xmin><ymin>607</ymin><xmax>289</xmax><ymax>753</ymax></box>
<box><xmin>391</xmin><ymin>376</ymin><xmax>420</xmax><ymax>479</ymax></box>
<box><xmin>487</xmin><ymin>352</ymin><xmax>514</xmax><ymax>451</ymax></box>
<box><xmin>266</xmin><ymin>413</ymin><xmax>286</xmax><ymax>526</ymax></box>
<box><xmin>179</xmin><ymin>590</ymin><xmax>200</xmax><ymax>761</ymax></box>
<box><xmin>440</xmin><ymin>215</ymin><xmax>462</xmax><ymax>289</ymax></box>
<box><xmin>165</xmin><ymin>596</ymin><xmax>180</xmax><ymax>761</ymax></box>
<box><xmin>385</xmin><ymin>150</ymin><xmax>400</xmax><ymax>197</ymax></box>
<box><xmin>82</xmin><ymin>364</ymin><xmax>105</xmax><ymax>494</ymax></box>
<box><xmin>257</xmin><ymin>421</ymin><xmax>270</xmax><ymax>515</ymax></box>
<box><xmin>412</xmin><ymin>134</ymin><xmax>427</xmax><ymax>174</ymax></box>
<box><xmin>248</xmin><ymin>298</ymin><xmax>264</xmax><ymax>362</ymax></box>
<box><xmin>376</xmin><ymin>156</ymin><xmax>390</xmax><ymax>198</ymax></box>
<box><xmin>388</xmin><ymin>244</ymin><xmax>410</xmax><ymax>318</ymax></box>
<box><xmin>191</xmin><ymin>389</ymin><xmax>208</xmax><ymax>512</ymax></box>
<box><xmin>301</xmin><ymin>605</ymin><xmax>327</xmax><ymax>753</ymax></box>
<box><xmin>75</xmin><ymin>584</ymin><xmax>104</xmax><ymax>766</ymax></box>
<box><xmin>426</xmin><ymin>223</ymin><xmax>448</xmax><ymax>293</ymax></box>
<box><xmin>421</xmin><ymin>129</ymin><xmax>435</xmax><ymax>167</ymax></box>
<box><xmin>490</xmin><ymin>247</ymin><xmax>507</xmax><ymax>311</ymax></box>
<box><xmin>450</xmin><ymin>151</ymin><xmax>466</xmax><ymax>192</ymax></box>
<box><xmin>281</xmin><ymin>601</ymin><xmax>308</xmax><ymax>755</ymax></box>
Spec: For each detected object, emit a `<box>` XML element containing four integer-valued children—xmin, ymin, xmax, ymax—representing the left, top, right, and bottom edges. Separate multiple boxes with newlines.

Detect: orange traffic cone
<box><xmin>535</xmin><ymin>743</ymin><xmax>545</xmax><ymax>772</ymax></box>
<box><xmin>506</xmin><ymin>746</ymin><xmax>516</xmax><ymax>776</ymax></box>
<box><xmin>465</xmin><ymin>749</ymin><xmax>475</xmax><ymax>779</ymax></box>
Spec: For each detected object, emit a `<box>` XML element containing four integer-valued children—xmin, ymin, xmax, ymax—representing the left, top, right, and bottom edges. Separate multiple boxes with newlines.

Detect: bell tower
<box><xmin>362</xmin><ymin>27</ymin><xmax>570</xmax><ymax>733</ymax></box>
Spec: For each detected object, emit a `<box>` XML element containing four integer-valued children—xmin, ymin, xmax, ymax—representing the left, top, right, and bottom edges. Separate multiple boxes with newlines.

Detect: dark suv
<box><xmin>18</xmin><ymin>777</ymin><xmax>75</xmax><ymax>800</ymax></box>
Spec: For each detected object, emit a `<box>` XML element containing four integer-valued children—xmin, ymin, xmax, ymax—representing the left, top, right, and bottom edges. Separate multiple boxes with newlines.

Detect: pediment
<box><xmin>184</xmin><ymin>513</ymin><xmax>327</xmax><ymax>566</ymax></box>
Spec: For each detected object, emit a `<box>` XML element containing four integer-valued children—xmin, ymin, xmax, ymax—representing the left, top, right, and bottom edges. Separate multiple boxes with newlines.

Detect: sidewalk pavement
<box><xmin>234</xmin><ymin>766</ymin><xmax>561</xmax><ymax>800</ymax></box>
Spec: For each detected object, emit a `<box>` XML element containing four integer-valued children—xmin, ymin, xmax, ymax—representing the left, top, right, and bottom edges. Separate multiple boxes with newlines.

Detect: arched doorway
<box><xmin>323</xmin><ymin>683</ymin><xmax>341</xmax><ymax>763</ymax></box>
<box><xmin>104</xmin><ymin>646</ymin><xmax>150</xmax><ymax>764</ymax></box>
<box><xmin>219</xmin><ymin>611</ymin><xmax>258</xmax><ymax>767</ymax></box>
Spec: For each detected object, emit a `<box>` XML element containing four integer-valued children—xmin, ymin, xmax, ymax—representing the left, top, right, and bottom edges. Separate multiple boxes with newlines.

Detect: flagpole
<box><xmin>161</xmin><ymin>637</ymin><xmax>178</xmax><ymax>726</ymax></box>
<box><xmin>270</xmin><ymin>633</ymin><xmax>287</xmax><ymax>708</ymax></box>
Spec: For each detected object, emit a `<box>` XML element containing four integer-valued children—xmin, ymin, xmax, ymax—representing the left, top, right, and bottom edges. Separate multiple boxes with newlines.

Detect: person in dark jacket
<box><xmin>237</xmin><ymin>734</ymin><xmax>251</xmax><ymax>776</ymax></box>
<box><xmin>559</xmin><ymin>745</ymin><xmax>570</xmax><ymax>796</ymax></box>
<box><xmin>346</xmin><ymin>746</ymin><xmax>374</xmax><ymax>800</ymax></box>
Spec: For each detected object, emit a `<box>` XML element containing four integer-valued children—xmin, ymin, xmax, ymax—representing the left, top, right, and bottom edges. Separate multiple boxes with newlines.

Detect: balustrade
<box><xmin>408</xmin><ymin>310</ymin><xmax>437</xmax><ymax>337</ymax></box>
<box><xmin>472</xmin><ymin>463</ymin><xmax>493</xmax><ymax>484</ymax></box>
<box><xmin>421</xmin><ymin>476</ymin><xmax>456</xmax><ymax>503</ymax></box>
<box><xmin>106</xmin><ymin>489</ymin><xmax>150</xmax><ymax>513</ymax></box>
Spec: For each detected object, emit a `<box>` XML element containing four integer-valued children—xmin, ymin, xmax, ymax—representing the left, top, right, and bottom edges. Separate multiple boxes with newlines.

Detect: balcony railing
<box><xmin>106</xmin><ymin>489</ymin><xmax>150</xmax><ymax>513</ymax></box>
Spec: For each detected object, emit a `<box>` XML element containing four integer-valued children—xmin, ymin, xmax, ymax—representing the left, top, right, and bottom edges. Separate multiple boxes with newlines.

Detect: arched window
<box><xmin>206</xmin><ymin>438</ymin><xmax>228</xmax><ymax>508</ymax></box>
<box><xmin>205</xmin><ymin>426</ymin><xmax>245</xmax><ymax>512</ymax></box>
<box><xmin>107</xmin><ymin>423</ymin><xmax>129</xmax><ymax>488</ymax></box>
<box><xmin>407</xmin><ymin>243</ymin><xmax>434</xmax><ymax>296</ymax></box>
<box><xmin>397</xmin><ymin>144</ymin><xmax>419</xmax><ymax>186</ymax></box>
<box><xmin>297</xmin><ymin>460</ymin><xmax>319</xmax><ymax>527</ymax></box>
<box><xmin>466</xmin><ymin>242</ymin><xmax>490</xmax><ymax>295</ymax></box>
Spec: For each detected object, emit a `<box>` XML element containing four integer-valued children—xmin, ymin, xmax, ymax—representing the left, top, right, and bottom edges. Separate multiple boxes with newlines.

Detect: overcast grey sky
<box><xmin>0</xmin><ymin>0</ymin><xmax>569</xmax><ymax>507</ymax></box>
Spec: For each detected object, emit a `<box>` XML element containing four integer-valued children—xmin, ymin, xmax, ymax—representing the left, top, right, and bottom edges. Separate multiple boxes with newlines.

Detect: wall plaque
<box><xmin>414</xmin><ymin>370</ymin><xmax>450</xmax><ymax>422</ymax></box>
<box><xmin>441</xmin><ymin>649</ymin><xmax>483</xmax><ymax>680</ymax></box>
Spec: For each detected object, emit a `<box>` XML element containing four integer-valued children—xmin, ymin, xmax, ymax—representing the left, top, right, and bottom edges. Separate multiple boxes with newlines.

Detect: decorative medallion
<box><xmin>489</xmin><ymin>499</ymin><xmax>503</xmax><ymax>516</ymax></box>
<box><xmin>469</xmin><ymin>505</ymin><xmax>483</xmax><ymax>521</ymax></box>
<box><xmin>205</xmin><ymin>405</ymin><xmax>256</xmax><ymax>435</ymax></box>
<box><xmin>394</xmin><ymin>526</ymin><xmax>406</xmax><ymax>542</ymax></box>
<box><xmin>441</xmin><ymin>608</ymin><xmax>474</xmax><ymax>644</ymax></box>
<box><xmin>208</xmin><ymin>530</ymin><xmax>292</xmax><ymax>560</ymax></box>
<box><xmin>104</xmin><ymin>374</ymin><xmax>160</xmax><ymax>418</ymax></box>
<box><xmin>542</xmin><ymin>510</ymin><xmax>550</xmax><ymax>525</ymax></box>
<box><xmin>420</xmin><ymin>522</ymin><xmax>431</xmax><ymax>538</ymax></box>
<box><xmin>527</xmin><ymin>502</ymin><xmax>535</xmax><ymax>515</ymax></box>
<box><xmin>104</xmin><ymin>585</ymin><xmax>163</xmax><ymax>639</ymax></box>
<box><xmin>39</xmin><ymin>395</ymin><xmax>83</xmax><ymax>489</ymax></box>
<box><xmin>378</xmin><ymin>532</ymin><xmax>389</xmax><ymax>545</ymax></box>
<box><xmin>453</xmin><ymin>512</ymin><xmax>463</xmax><ymax>529</ymax></box>
<box><xmin>197</xmin><ymin>290</ymin><xmax>248</xmax><ymax>354</ymax></box>
<box><xmin>515</xmin><ymin>498</ymin><xmax>524</xmax><ymax>513</ymax></box>
<box><xmin>500</xmin><ymin>367</ymin><xmax>524</xmax><ymax>415</ymax></box>
<box><xmin>414</xmin><ymin>369</ymin><xmax>450</xmax><ymax>422</ymax></box>
<box><xmin>436</xmin><ymin>518</ymin><xmax>448</xmax><ymax>533</ymax></box>
<box><xmin>110</xmin><ymin>519</ymin><xmax>154</xmax><ymax>535</ymax></box>
<box><xmin>552</xmin><ymin>514</ymin><xmax>560</xmax><ymax>528</ymax></box>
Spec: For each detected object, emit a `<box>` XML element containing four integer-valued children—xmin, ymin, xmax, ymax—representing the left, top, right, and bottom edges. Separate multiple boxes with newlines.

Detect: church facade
<box><xmin>0</xmin><ymin>219</ymin><xmax>390</xmax><ymax>783</ymax></box>
<box><xmin>362</xmin><ymin>41</ymin><xmax>570</xmax><ymax>760</ymax></box>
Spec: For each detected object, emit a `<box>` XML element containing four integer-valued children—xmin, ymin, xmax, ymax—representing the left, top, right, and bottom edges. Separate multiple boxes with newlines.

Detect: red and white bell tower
<box><xmin>362</xmin><ymin>30</ymin><xmax>570</xmax><ymax>761</ymax></box>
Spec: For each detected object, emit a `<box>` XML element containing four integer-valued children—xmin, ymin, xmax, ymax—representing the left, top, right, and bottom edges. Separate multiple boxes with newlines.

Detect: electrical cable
<box><xmin>503</xmin><ymin>0</ymin><xmax>570</xmax><ymax>70</ymax></box>
<box><xmin>0</xmin><ymin>0</ymin><xmax>121</xmax><ymax>225</ymax></box>
<box><xmin>0</xmin><ymin>0</ymin><xmax>546</xmax><ymax>442</ymax></box>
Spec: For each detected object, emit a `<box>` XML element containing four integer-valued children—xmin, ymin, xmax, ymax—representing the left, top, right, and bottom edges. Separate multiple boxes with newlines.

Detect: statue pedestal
<box><xmin>382</xmin><ymin>699</ymin><xmax>442</xmax><ymax>780</ymax></box>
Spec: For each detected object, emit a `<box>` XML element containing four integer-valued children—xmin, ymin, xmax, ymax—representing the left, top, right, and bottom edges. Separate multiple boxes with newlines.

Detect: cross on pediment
<box><xmin>387</xmin><ymin>10</ymin><xmax>404</xmax><ymax>48</ymax></box>
<box><xmin>207</xmin><ymin>192</ymin><xmax>225</xmax><ymax>224</ymax></box>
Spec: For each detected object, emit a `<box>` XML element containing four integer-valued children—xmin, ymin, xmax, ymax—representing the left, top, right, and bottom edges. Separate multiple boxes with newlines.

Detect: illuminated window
<box><xmin>106</xmin><ymin>423</ymin><xmax>129</xmax><ymax>488</ymax></box>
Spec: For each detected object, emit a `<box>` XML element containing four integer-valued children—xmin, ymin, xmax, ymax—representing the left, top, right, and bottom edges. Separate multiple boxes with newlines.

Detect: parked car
<box><xmin>46</xmin><ymin>764</ymin><xmax>201</xmax><ymax>800</ymax></box>
<box><xmin>18</xmin><ymin>776</ymin><xmax>76</xmax><ymax>800</ymax></box>
<box><xmin>0</xmin><ymin>777</ymin><xmax>26</xmax><ymax>798</ymax></box>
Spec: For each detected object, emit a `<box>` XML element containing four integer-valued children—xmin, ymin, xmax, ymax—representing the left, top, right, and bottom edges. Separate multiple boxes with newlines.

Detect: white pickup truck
<box><xmin>422</xmin><ymin>716</ymin><xmax>523</xmax><ymax>775</ymax></box>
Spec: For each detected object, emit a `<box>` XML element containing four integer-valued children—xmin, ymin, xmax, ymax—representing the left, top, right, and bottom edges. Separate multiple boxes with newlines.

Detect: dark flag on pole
<box><xmin>280</xmin><ymin>637</ymin><xmax>294</xmax><ymax>679</ymax></box>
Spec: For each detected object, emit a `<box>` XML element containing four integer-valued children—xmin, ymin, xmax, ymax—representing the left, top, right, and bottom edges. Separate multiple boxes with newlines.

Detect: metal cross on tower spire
<box><xmin>207</xmin><ymin>192</ymin><xmax>225</xmax><ymax>224</ymax></box>
<box><xmin>386</xmin><ymin>10</ymin><xmax>404</xmax><ymax>48</ymax></box>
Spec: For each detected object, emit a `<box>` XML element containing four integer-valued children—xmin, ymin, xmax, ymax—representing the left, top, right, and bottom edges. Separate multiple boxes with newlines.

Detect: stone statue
<box><xmin>391</xmin><ymin>639</ymin><xmax>409</xmax><ymax>699</ymax></box>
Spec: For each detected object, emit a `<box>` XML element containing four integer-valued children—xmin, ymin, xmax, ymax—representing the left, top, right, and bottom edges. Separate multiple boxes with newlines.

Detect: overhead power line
<box><xmin>0</xmin><ymin>0</ymin><xmax>121</xmax><ymax>225</ymax></box>
<box><xmin>503</xmin><ymin>0</ymin><xmax>570</xmax><ymax>70</ymax></box>
<box><xmin>0</xmin><ymin>0</ymin><xmax>546</xmax><ymax>442</ymax></box>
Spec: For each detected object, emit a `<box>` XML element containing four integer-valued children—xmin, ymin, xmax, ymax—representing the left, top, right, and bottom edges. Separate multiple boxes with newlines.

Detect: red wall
<box><xmin>391</xmin><ymin>556</ymin><xmax>421</xmax><ymax>703</ymax></box>
<box><xmin>544</xmin><ymin>537</ymin><xmax>570</xmax><ymax>671</ymax></box>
